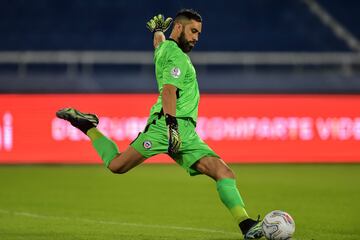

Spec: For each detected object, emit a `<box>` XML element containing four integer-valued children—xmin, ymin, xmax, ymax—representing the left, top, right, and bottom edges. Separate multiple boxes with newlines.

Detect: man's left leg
<box><xmin>193</xmin><ymin>157</ymin><xmax>263</xmax><ymax>239</ymax></box>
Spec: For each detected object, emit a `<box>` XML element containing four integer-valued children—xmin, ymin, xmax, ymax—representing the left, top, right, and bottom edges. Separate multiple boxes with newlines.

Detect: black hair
<box><xmin>175</xmin><ymin>9</ymin><xmax>202</xmax><ymax>23</ymax></box>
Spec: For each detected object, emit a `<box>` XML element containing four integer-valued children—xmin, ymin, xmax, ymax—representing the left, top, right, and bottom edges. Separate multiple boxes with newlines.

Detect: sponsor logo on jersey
<box><xmin>143</xmin><ymin>140</ymin><xmax>152</xmax><ymax>149</ymax></box>
<box><xmin>170</xmin><ymin>67</ymin><xmax>181</xmax><ymax>78</ymax></box>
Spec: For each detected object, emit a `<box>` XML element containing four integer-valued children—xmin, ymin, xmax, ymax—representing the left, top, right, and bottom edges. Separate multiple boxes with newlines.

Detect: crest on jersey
<box><xmin>143</xmin><ymin>140</ymin><xmax>152</xmax><ymax>149</ymax></box>
<box><xmin>170</xmin><ymin>67</ymin><xmax>181</xmax><ymax>78</ymax></box>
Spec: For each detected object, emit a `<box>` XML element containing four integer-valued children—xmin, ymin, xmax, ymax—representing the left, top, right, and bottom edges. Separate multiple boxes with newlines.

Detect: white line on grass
<box><xmin>0</xmin><ymin>208</ymin><xmax>240</xmax><ymax>236</ymax></box>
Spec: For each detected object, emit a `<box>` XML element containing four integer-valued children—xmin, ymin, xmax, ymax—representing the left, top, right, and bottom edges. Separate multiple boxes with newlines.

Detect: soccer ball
<box><xmin>262</xmin><ymin>210</ymin><xmax>295</xmax><ymax>240</ymax></box>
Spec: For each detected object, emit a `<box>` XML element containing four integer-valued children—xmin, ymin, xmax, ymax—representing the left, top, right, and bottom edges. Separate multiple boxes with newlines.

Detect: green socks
<box><xmin>87</xmin><ymin>128</ymin><xmax>119</xmax><ymax>167</ymax></box>
<box><xmin>217</xmin><ymin>178</ymin><xmax>249</xmax><ymax>224</ymax></box>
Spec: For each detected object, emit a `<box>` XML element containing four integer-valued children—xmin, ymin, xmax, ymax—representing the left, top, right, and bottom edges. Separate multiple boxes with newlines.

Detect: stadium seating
<box><xmin>0</xmin><ymin>0</ymin><xmax>359</xmax><ymax>93</ymax></box>
<box><xmin>0</xmin><ymin>0</ymin><xmax>358</xmax><ymax>51</ymax></box>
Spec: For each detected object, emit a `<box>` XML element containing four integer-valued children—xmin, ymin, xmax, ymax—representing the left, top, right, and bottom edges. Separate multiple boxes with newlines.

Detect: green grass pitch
<box><xmin>0</xmin><ymin>164</ymin><xmax>359</xmax><ymax>240</ymax></box>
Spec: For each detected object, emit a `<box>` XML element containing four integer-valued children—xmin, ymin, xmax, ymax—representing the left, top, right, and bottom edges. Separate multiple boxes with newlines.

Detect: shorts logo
<box><xmin>143</xmin><ymin>140</ymin><xmax>152</xmax><ymax>149</ymax></box>
<box><xmin>170</xmin><ymin>67</ymin><xmax>181</xmax><ymax>78</ymax></box>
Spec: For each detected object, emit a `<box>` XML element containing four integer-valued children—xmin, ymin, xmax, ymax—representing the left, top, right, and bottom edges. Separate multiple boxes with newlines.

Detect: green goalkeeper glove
<box><xmin>146</xmin><ymin>14</ymin><xmax>173</xmax><ymax>33</ymax></box>
<box><xmin>165</xmin><ymin>114</ymin><xmax>181</xmax><ymax>155</ymax></box>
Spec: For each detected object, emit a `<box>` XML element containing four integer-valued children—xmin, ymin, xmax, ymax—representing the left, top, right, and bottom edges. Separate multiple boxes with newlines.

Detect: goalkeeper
<box><xmin>56</xmin><ymin>9</ymin><xmax>263</xmax><ymax>239</ymax></box>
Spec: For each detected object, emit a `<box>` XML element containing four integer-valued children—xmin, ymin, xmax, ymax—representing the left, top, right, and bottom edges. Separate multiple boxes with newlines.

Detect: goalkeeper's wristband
<box><xmin>165</xmin><ymin>114</ymin><xmax>178</xmax><ymax>127</ymax></box>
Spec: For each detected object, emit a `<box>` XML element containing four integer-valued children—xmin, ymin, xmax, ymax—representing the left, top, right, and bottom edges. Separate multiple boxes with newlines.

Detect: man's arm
<box><xmin>153</xmin><ymin>31</ymin><xmax>166</xmax><ymax>49</ymax></box>
<box><xmin>162</xmin><ymin>84</ymin><xmax>177</xmax><ymax>116</ymax></box>
<box><xmin>162</xmin><ymin>84</ymin><xmax>181</xmax><ymax>154</ymax></box>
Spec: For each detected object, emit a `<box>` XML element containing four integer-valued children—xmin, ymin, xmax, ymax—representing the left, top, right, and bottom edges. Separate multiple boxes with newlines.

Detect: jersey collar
<box><xmin>168</xmin><ymin>38</ymin><xmax>182</xmax><ymax>51</ymax></box>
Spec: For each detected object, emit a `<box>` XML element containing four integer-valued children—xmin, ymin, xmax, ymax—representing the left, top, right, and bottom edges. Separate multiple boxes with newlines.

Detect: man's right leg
<box><xmin>194</xmin><ymin>157</ymin><xmax>263</xmax><ymax>239</ymax></box>
<box><xmin>56</xmin><ymin>108</ymin><xmax>146</xmax><ymax>174</ymax></box>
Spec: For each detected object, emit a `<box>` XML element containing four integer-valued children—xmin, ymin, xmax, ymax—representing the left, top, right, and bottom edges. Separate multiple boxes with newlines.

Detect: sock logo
<box><xmin>0</xmin><ymin>112</ymin><xmax>13</xmax><ymax>151</ymax></box>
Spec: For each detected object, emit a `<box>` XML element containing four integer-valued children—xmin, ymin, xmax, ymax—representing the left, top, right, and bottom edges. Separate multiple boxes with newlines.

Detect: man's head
<box><xmin>170</xmin><ymin>9</ymin><xmax>202</xmax><ymax>53</ymax></box>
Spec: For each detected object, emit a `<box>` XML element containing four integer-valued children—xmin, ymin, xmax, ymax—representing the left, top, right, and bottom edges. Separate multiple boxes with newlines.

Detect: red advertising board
<box><xmin>1</xmin><ymin>94</ymin><xmax>360</xmax><ymax>164</ymax></box>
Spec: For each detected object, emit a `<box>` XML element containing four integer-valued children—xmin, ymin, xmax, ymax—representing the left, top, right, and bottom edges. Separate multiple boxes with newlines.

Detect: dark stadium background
<box><xmin>0</xmin><ymin>0</ymin><xmax>359</xmax><ymax>93</ymax></box>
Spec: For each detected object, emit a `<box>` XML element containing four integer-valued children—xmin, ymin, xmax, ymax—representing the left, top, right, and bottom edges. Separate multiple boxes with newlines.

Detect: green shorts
<box><xmin>131</xmin><ymin>114</ymin><xmax>219</xmax><ymax>176</ymax></box>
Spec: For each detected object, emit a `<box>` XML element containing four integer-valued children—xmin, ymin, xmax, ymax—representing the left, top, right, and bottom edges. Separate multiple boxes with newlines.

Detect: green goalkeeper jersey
<box><xmin>149</xmin><ymin>39</ymin><xmax>200</xmax><ymax>123</ymax></box>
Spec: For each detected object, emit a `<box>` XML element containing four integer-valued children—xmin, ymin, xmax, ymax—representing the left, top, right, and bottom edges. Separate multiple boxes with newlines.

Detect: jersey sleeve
<box><xmin>162</xmin><ymin>51</ymin><xmax>188</xmax><ymax>89</ymax></box>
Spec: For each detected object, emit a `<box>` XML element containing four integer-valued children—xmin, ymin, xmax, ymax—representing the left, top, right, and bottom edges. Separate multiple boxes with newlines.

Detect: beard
<box><xmin>178</xmin><ymin>31</ymin><xmax>195</xmax><ymax>53</ymax></box>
